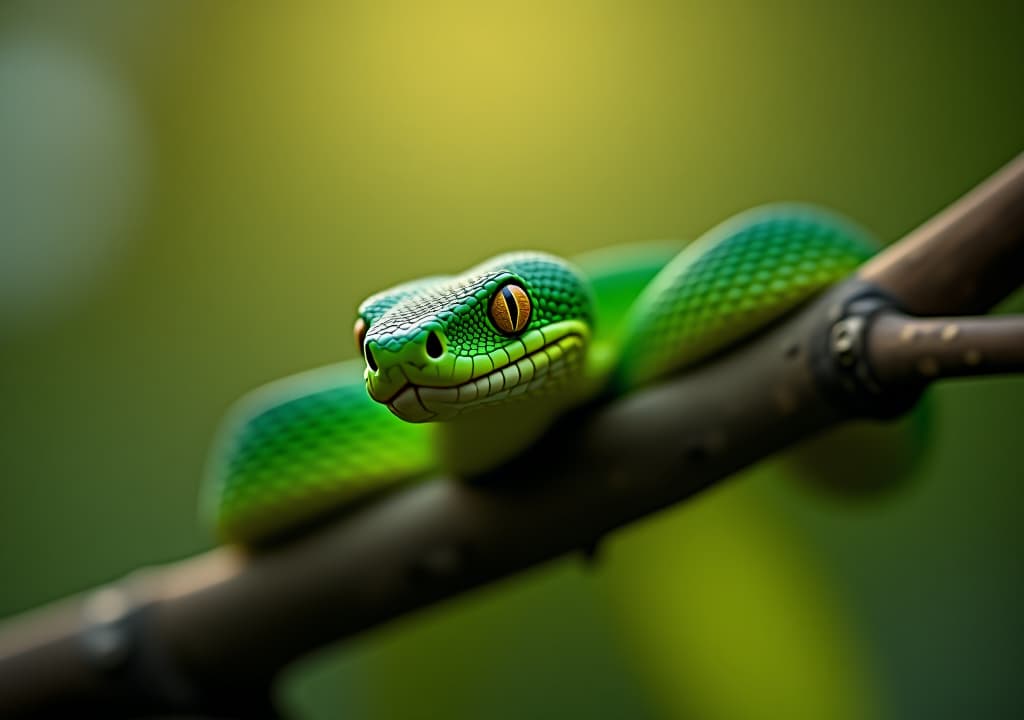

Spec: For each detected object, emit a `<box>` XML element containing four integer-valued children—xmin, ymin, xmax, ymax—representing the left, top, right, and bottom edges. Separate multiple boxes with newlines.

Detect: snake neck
<box><xmin>434</xmin><ymin>369</ymin><xmax>604</xmax><ymax>477</ymax></box>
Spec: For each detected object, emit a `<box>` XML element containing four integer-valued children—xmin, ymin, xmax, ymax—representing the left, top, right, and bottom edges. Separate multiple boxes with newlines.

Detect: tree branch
<box><xmin>859</xmin><ymin>152</ymin><xmax>1024</xmax><ymax>314</ymax></box>
<box><xmin>1</xmin><ymin>152</ymin><xmax>1023</xmax><ymax>719</ymax></box>
<box><xmin>867</xmin><ymin>313</ymin><xmax>1024</xmax><ymax>385</ymax></box>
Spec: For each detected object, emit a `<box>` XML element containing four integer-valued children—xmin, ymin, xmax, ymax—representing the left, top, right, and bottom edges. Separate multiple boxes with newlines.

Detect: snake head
<box><xmin>355</xmin><ymin>252</ymin><xmax>593</xmax><ymax>422</ymax></box>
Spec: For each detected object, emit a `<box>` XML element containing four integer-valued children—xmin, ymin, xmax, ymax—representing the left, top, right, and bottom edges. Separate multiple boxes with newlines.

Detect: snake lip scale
<box><xmin>384</xmin><ymin>331</ymin><xmax>587</xmax><ymax>423</ymax></box>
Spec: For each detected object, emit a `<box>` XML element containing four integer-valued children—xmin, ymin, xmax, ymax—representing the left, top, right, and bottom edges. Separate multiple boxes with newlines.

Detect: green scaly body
<box><xmin>205</xmin><ymin>205</ymin><xmax>877</xmax><ymax>544</ymax></box>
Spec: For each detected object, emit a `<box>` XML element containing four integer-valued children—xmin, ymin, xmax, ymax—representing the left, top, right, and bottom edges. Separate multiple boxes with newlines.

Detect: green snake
<box><xmin>204</xmin><ymin>205</ymin><xmax>877</xmax><ymax>544</ymax></box>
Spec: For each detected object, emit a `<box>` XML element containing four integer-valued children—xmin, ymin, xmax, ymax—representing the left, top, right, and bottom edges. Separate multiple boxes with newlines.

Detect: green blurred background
<box><xmin>1</xmin><ymin>2</ymin><xmax>1022</xmax><ymax>718</ymax></box>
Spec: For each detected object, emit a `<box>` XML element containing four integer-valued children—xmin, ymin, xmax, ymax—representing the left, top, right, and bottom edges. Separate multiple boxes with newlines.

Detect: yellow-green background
<box><xmin>1</xmin><ymin>2</ymin><xmax>1022</xmax><ymax>718</ymax></box>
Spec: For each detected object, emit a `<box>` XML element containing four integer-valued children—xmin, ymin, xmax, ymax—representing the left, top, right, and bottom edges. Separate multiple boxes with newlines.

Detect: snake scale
<box><xmin>204</xmin><ymin>205</ymin><xmax>876</xmax><ymax>544</ymax></box>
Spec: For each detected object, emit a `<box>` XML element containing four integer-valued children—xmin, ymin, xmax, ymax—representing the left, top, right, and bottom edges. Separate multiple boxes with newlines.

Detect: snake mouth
<box><xmin>385</xmin><ymin>328</ymin><xmax>588</xmax><ymax>423</ymax></box>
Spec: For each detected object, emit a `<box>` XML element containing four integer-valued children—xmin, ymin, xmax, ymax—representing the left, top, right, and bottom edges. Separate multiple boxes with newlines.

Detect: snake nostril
<box><xmin>364</xmin><ymin>344</ymin><xmax>378</xmax><ymax>372</ymax></box>
<box><xmin>425</xmin><ymin>331</ymin><xmax>444</xmax><ymax>359</ymax></box>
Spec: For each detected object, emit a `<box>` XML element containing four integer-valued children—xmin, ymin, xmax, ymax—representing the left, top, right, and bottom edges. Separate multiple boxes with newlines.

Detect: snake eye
<box><xmin>489</xmin><ymin>282</ymin><xmax>531</xmax><ymax>335</ymax></box>
<box><xmin>353</xmin><ymin>317</ymin><xmax>368</xmax><ymax>353</ymax></box>
<box><xmin>354</xmin><ymin>317</ymin><xmax>379</xmax><ymax>371</ymax></box>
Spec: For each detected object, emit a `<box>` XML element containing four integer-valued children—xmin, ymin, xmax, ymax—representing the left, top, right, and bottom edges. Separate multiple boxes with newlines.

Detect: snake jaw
<box><xmin>371</xmin><ymin>320</ymin><xmax>590</xmax><ymax>423</ymax></box>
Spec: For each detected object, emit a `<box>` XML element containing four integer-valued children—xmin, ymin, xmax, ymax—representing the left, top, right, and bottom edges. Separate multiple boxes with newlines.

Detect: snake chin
<box><xmin>385</xmin><ymin>332</ymin><xmax>587</xmax><ymax>423</ymax></box>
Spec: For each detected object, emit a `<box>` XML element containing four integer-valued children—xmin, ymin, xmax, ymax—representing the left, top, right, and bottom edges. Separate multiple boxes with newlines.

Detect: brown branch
<box><xmin>867</xmin><ymin>313</ymin><xmax>1024</xmax><ymax>385</ymax></box>
<box><xmin>859</xmin><ymin>151</ymin><xmax>1024</xmax><ymax>315</ymax></box>
<box><xmin>1</xmin><ymin>152</ymin><xmax>1024</xmax><ymax>718</ymax></box>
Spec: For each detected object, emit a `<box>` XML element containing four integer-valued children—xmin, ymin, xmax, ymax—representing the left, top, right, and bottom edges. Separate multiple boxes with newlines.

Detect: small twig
<box><xmin>867</xmin><ymin>313</ymin><xmax>1024</xmax><ymax>385</ymax></box>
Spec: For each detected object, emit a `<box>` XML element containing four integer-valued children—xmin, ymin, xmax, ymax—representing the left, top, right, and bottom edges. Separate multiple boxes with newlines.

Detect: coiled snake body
<box><xmin>205</xmin><ymin>205</ymin><xmax>876</xmax><ymax>543</ymax></box>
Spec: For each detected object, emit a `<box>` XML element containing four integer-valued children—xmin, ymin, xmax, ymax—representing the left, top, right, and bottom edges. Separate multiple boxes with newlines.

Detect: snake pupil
<box><xmin>364</xmin><ymin>344</ymin><xmax>378</xmax><ymax>371</ymax></box>
<box><xmin>501</xmin><ymin>286</ymin><xmax>519</xmax><ymax>328</ymax></box>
